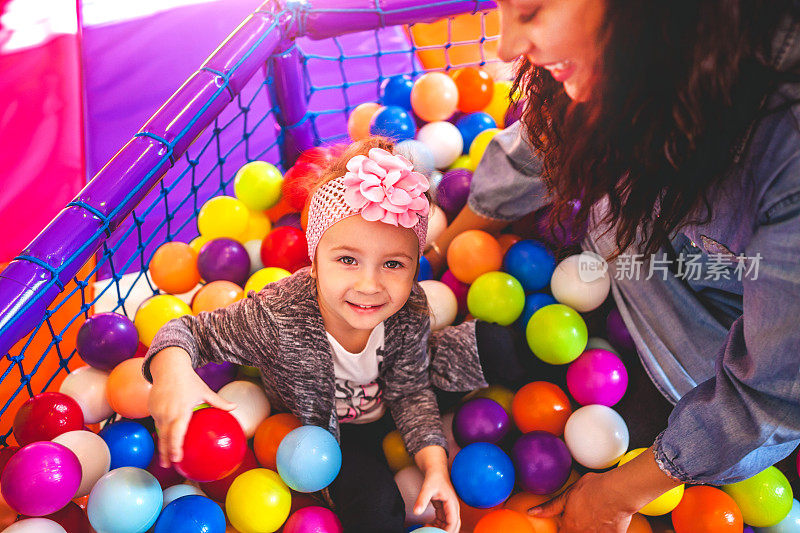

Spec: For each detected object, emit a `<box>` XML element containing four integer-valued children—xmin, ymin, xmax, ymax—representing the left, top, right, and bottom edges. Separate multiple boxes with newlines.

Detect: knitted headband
<box><xmin>306</xmin><ymin>147</ymin><xmax>430</xmax><ymax>261</ymax></box>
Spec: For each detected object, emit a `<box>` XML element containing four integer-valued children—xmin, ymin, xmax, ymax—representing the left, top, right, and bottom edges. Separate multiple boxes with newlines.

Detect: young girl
<box><xmin>143</xmin><ymin>138</ymin><xmax>507</xmax><ymax>533</ymax></box>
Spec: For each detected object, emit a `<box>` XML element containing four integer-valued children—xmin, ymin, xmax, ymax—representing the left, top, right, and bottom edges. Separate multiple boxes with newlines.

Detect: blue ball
<box><xmin>503</xmin><ymin>239</ymin><xmax>556</xmax><ymax>292</ymax></box>
<box><xmin>418</xmin><ymin>255</ymin><xmax>433</xmax><ymax>282</ymax></box>
<box><xmin>88</xmin><ymin>467</ymin><xmax>163</xmax><ymax>533</ymax></box>
<box><xmin>518</xmin><ymin>293</ymin><xmax>558</xmax><ymax>330</ymax></box>
<box><xmin>414</xmin><ymin>528</ymin><xmax>447</xmax><ymax>533</ymax></box>
<box><xmin>456</xmin><ymin>112</ymin><xmax>497</xmax><ymax>153</ymax></box>
<box><xmin>99</xmin><ymin>420</ymin><xmax>155</xmax><ymax>470</ymax></box>
<box><xmin>451</xmin><ymin>442</ymin><xmax>515</xmax><ymax>509</ymax></box>
<box><xmin>395</xmin><ymin>139</ymin><xmax>436</xmax><ymax>176</ymax></box>
<box><xmin>381</xmin><ymin>75</ymin><xmax>414</xmax><ymax>110</ymax></box>
<box><xmin>276</xmin><ymin>425</ymin><xmax>342</xmax><ymax>492</ymax></box>
<box><xmin>154</xmin><ymin>495</ymin><xmax>226</xmax><ymax>533</ymax></box>
<box><xmin>370</xmin><ymin>105</ymin><xmax>416</xmax><ymax>141</ymax></box>
<box><xmin>162</xmin><ymin>484</ymin><xmax>206</xmax><ymax>508</ymax></box>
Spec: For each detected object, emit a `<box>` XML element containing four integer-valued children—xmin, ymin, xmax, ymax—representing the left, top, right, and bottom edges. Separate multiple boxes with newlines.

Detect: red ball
<box><xmin>283</xmin><ymin>162</ymin><xmax>323</xmax><ymax>211</ymax></box>
<box><xmin>13</xmin><ymin>392</ymin><xmax>85</xmax><ymax>446</ymax></box>
<box><xmin>175</xmin><ymin>407</ymin><xmax>246</xmax><ymax>483</ymax></box>
<box><xmin>25</xmin><ymin>501</ymin><xmax>91</xmax><ymax>533</ymax></box>
<box><xmin>296</xmin><ymin>146</ymin><xmax>337</xmax><ymax>168</ymax></box>
<box><xmin>260</xmin><ymin>226</ymin><xmax>311</xmax><ymax>273</ymax></box>
<box><xmin>199</xmin><ymin>445</ymin><xmax>259</xmax><ymax>501</ymax></box>
<box><xmin>0</xmin><ymin>446</ymin><xmax>19</xmax><ymax>474</ymax></box>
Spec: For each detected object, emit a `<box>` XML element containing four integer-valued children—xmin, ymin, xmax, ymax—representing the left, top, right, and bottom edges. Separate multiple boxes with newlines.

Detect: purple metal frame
<box><xmin>0</xmin><ymin>0</ymin><xmax>497</xmax><ymax>357</ymax></box>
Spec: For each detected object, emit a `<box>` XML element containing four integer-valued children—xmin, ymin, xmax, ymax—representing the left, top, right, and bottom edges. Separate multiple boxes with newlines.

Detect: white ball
<box><xmin>564</xmin><ymin>404</ymin><xmax>629</xmax><ymax>469</ymax></box>
<box><xmin>218</xmin><ymin>380</ymin><xmax>271</xmax><ymax>438</ymax></box>
<box><xmin>586</xmin><ymin>337</ymin><xmax>619</xmax><ymax>355</ymax></box>
<box><xmin>51</xmin><ymin>430</ymin><xmax>111</xmax><ymax>498</ymax></box>
<box><xmin>2</xmin><ymin>518</ymin><xmax>67</xmax><ymax>533</ymax></box>
<box><xmin>419</xmin><ymin>280</ymin><xmax>457</xmax><ymax>331</ymax></box>
<box><xmin>550</xmin><ymin>252</ymin><xmax>611</xmax><ymax>312</ymax></box>
<box><xmin>416</xmin><ymin>121</ymin><xmax>463</xmax><ymax>169</ymax></box>
<box><xmin>394</xmin><ymin>466</ymin><xmax>435</xmax><ymax>525</ymax></box>
<box><xmin>425</xmin><ymin>205</ymin><xmax>447</xmax><ymax>247</ymax></box>
<box><xmin>244</xmin><ymin>239</ymin><xmax>265</xmax><ymax>275</ymax></box>
<box><xmin>59</xmin><ymin>365</ymin><xmax>114</xmax><ymax>424</ymax></box>
<box><xmin>162</xmin><ymin>484</ymin><xmax>205</xmax><ymax>508</ymax></box>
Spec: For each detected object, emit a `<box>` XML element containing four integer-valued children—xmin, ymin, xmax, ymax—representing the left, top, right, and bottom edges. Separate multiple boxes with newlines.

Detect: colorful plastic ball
<box><xmin>225</xmin><ymin>468</ymin><xmax>291</xmax><ymax>533</ymax></box>
<box><xmin>162</xmin><ymin>484</ymin><xmax>206</xmax><ymax>508</ymax></box>
<box><xmin>617</xmin><ymin>448</ymin><xmax>683</xmax><ymax>515</ymax></box>
<box><xmin>234</xmin><ymin>161</ymin><xmax>284</xmax><ymax>211</ymax></box>
<box><xmin>283</xmin><ymin>506</ymin><xmax>343</xmax><ymax>533</ymax></box>
<box><xmin>276</xmin><ymin>426</ymin><xmax>342</xmax><ymax>493</ymax></box>
<box><xmin>154</xmin><ymin>494</ymin><xmax>225</xmax><ymax>533</ymax></box>
<box><xmin>176</xmin><ymin>407</ymin><xmax>247</xmax><ymax>483</ymax></box>
<box><xmin>380</xmin><ymin>75</ymin><xmax>414</xmax><ymax>110</ymax></box>
<box><xmin>347</xmin><ymin>102</ymin><xmax>382</xmax><ymax>141</ymax></box>
<box><xmin>99</xmin><ymin>420</ymin><xmax>155</xmax><ymax>470</ymax></box>
<box><xmin>282</xmin><ymin>162</ymin><xmax>322</xmax><ymax>212</ymax></box>
<box><xmin>394</xmin><ymin>139</ymin><xmax>436</xmax><ymax>177</ymax></box>
<box><xmin>505</xmin><ymin>98</ymin><xmax>526</xmax><ymax>127</ymax></box>
<box><xmin>550</xmin><ymin>253</ymin><xmax>611</xmax><ymax>312</ymax></box>
<box><xmin>244</xmin><ymin>267</ymin><xmax>291</xmax><ymax>293</ymax></box>
<box><xmin>106</xmin><ymin>357</ymin><xmax>153</xmax><ymax>419</ymax></box>
<box><xmin>723</xmin><ymin>466</ymin><xmax>793</xmax><ymax>527</ymax></box>
<box><xmin>58</xmin><ymin>366</ymin><xmax>113</xmax><ymax>424</ymax></box>
<box><xmin>199</xmin><ymin>446</ymin><xmax>258</xmax><ymax>502</ymax></box>
<box><xmin>246</xmin><ymin>239</ymin><xmax>266</xmax><ymax>275</ymax></box>
<box><xmin>87</xmin><ymin>467</ymin><xmax>162</xmax><ymax>533</ymax></box>
<box><xmin>197</xmin><ymin>238</ymin><xmax>251</xmax><ymax>287</ymax></box>
<box><xmin>52</xmin><ymin>430</ymin><xmax>111</xmax><ymax>498</ymax></box>
<box><xmin>417</xmin><ymin>255</ymin><xmax>433</xmax><ymax>281</ymax></box>
<box><xmin>451</xmin><ymin>442</ymin><xmax>515</xmax><ymax>509</ymax></box>
<box><xmin>189</xmin><ymin>235</ymin><xmax>211</xmax><ymax>254</ymax></box>
<box><xmin>456</xmin><ymin>112</ymin><xmax>497</xmax><ymax>153</ymax></box>
<box><xmin>146</xmin><ymin>442</ymin><xmax>184</xmax><ymax>490</ymax></box>
<box><xmin>518</xmin><ymin>294</ymin><xmax>558</xmax><ymax>330</ymax></box>
<box><xmin>383</xmin><ymin>430</ymin><xmax>414</xmax><ymax>473</ymax></box>
<box><xmin>413</xmin><ymin>528</ymin><xmax>447</xmax><ymax>533</ymax></box>
<box><xmin>452</xmin><ymin>398</ymin><xmax>510</xmax><ymax>447</ymax></box>
<box><xmin>504</xmin><ymin>492</ymin><xmax>559</xmax><ymax>533</ymax></box>
<box><xmin>76</xmin><ymin>312</ymin><xmax>139</xmax><ymax>371</ymax></box>
<box><xmin>13</xmin><ymin>392</ymin><xmax>84</xmax><ymax>446</ymax></box>
<box><xmin>469</xmin><ymin>128</ymin><xmax>501</xmax><ymax>165</ymax></box>
<box><xmin>149</xmin><ymin>242</ymin><xmax>201</xmax><ymax>294</ymax></box>
<box><xmin>755</xmin><ymin>498</ymin><xmax>800</xmax><ymax>532</ymax></box>
<box><xmin>512</xmin><ymin>431</ymin><xmax>572</xmax><ymax>495</ymax></box>
<box><xmin>449</xmin><ymin>154</ymin><xmax>476</xmax><ymax>172</ymax></box>
<box><xmin>369</xmin><ymin>105</ymin><xmax>416</xmax><ymax>141</ymax></box>
<box><xmin>512</xmin><ymin>381</ymin><xmax>573</xmax><ymax>436</ymax></box>
<box><xmin>274</xmin><ymin>212</ymin><xmax>303</xmax><ymax>230</ymax></box>
<box><xmin>410</xmin><ymin>72</ymin><xmax>459</xmax><ymax>122</ymax></box>
<box><xmin>218</xmin><ymin>381</ymin><xmax>271</xmax><ymax>439</ymax></box>
<box><xmin>586</xmin><ymin>336</ymin><xmax>619</xmax><ymax>354</ymax></box>
<box><xmin>395</xmin><ymin>466</ymin><xmax>436</xmax><ymax>525</ymax></box>
<box><xmin>452</xmin><ymin>67</ymin><xmax>494</xmax><ymax>113</ymax></box>
<box><xmin>254</xmin><ymin>413</ymin><xmax>302</xmax><ymax>470</ymax></box>
<box><xmin>567</xmin><ymin>349</ymin><xmax>628</xmax><ymax>406</ymax></box>
<box><xmin>196</xmin><ymin>361</ymin><xmax>238</xmax><ymax>392</ymax></box>
<box><xmin>503</xmin><ymin>240</ymin><xmax>556</xmax><ymax>292</ymax></box>
<box><xmin>426</xmin><ymin>205</ymin><xmax>448</xmax><ymax>246</ymax></box>
<box><xmin>261</xmin><ymin>226</ymin><xmax>310</xmax><ymax>272</ymax></box>
<box><xmin>416</xmin><ymin>121</ymin><xmax>463</xmax><ymax>169</ymax></box>
<box><xmin>435</xmin><ymin>168</ymin><xmax>472</xmax><ymax>220</ymax></box>
<box><xmin>238</xmin><ymin>210</ymin><xmax>273</xmax><ymax>244</ymax></box>
<box><xmin>607</xmin><ymin>308</ymin><xmax>636</xmax><ymax>352</ymax></box>
<box><xmin>198</xmin><ymin>196</ymin><xmax>250</xmax><ymax>240</ymax></box>
<box><xmin>4</xmin><ymin>519</ymin><xmax>67</xmax><ymax>532</ymax></box>
<box><xmin>532</xmin><ymin>201</ymin><xmax>587</xmax><ymax>248</ymax></box>
<box><xmin>134</xmin><ymin>295</ymin><xmax>192</xmax><ymax>346</ymax></box>
<box><xmin>474</xmin><ymin>509</ymin><xmax>534</xmax><ymax>533</ymax></box>
<box><xmin>447</xmin><ymin>230</ymin><xmax>503</xmax><ymax>284</ymax></box>
<box><xmin>564</xmin><ymin>405</ymin><xmax>629</xmax><ymax>469</ymax></box>
<box><xmin>419</xmin><ymin>279</ymin><xmax>457</xmax><ymax>331</ymax></box>
<box><xmin>483</xmin><ymin>80</ymin><xmax>513</xmax><ymax>128</ymax></box>
<box><xmin>671</xmin><ymin>485</ymin><xmax>741</xmax><ymax>533</ymax></box>
<box><xmin>526</xmin><ymin>304</ymin><xmax>588</xmax><ymax>365</ymax></box>
<box><xmin>192</xmin><ymin>280</ymin><xmax>244</xmax><ymax>314</ymax></box>
<box><xmin>467</xmin><ymin>271</ymin><xmax>525</xmax><ymax>326</ymax></box>
<box><xmin>1</xmin><ymin>441</ymin><xmax>81</xmax><ymax>516</ymax></box>
<box><xmin>29</xmin><ymin>501</ymin><xmax>91</xmax><ymax>533</ymax></box>
<box><xmin>440</xmin><ymin>269</ymin><xmax>469</xmax><ymax>315</ymax></box>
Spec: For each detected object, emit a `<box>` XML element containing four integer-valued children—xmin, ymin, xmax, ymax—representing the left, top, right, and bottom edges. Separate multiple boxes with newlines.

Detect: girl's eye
<box><xmin>520</xmin><ymin>6</ymin><xmax>541</xmax><ymax>23</ymax></box>
<box><xmin>339</xmin><ymin>256</ymin><xmax>356</xmax><ymax>265</ymax></box>
<box><xmin>385</xmin><ymin>260</ymin><xmax>404</xmax><ymax>269</ymax></box>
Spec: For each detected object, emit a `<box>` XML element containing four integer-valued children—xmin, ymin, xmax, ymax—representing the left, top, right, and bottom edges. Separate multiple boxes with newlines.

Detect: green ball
<box><xmin>234</xmin><ymin>161</ymin><xmax>283</xmax><ymax>211</ymax></box>
<box><xmin>466</xmin><ymin>271</ymin><xmax>525</xmax><ymax>326</ymax></box>
<box><xmin>526</xmin><ymin>303</ymin><xmax>587</xmax><ymax>364</ymax></box>
<box><xmin>722</xmin><ymin>466</ymin><xmax>793</xmax><ymax>527</ymax></box>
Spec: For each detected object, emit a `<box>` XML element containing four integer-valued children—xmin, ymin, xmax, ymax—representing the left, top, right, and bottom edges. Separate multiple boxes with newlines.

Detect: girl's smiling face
<box><xmin>496</xmin><ymin>0</ymin><xmax>606</xmax><ymax>101</ymax></box>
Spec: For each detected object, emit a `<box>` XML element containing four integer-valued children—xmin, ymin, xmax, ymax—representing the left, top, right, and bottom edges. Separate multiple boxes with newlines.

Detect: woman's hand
<box><xmin>414</xmin><ymin>445</ymin><xmax>461</xmax><ymax>533</ymax></box>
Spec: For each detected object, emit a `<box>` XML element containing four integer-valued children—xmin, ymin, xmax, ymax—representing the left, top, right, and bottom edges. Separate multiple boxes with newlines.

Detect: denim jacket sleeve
<box><xmin>467</xmin><ymin>121</ymin><xmax>551</xmax><ymax>221</ymax></box>
<box><xmin>654</xmin><ymin>156</ymin><xmax>800</xmax><ymax>485</ymax></box>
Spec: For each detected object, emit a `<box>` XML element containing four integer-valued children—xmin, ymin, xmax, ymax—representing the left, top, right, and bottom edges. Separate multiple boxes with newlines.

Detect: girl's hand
<box><xmin>414</xmin><ymin>467</ymin><xmax>461</xmax><ymax>533</ymax></box>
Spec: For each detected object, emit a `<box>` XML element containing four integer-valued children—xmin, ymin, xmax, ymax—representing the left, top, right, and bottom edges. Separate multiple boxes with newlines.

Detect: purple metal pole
<box><xmin>269</xmin><ymin>45</ymin><xmax>316</xmax><ymax>166</ymax></box>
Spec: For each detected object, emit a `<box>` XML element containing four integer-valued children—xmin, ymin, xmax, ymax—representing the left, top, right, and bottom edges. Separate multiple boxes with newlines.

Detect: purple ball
<box><xmin>532</xmin><ymin>201</ymin><xmax>587</xmax><ymax>248</ymax></box>
<box><xmin>283</xmin><ymin>506</ymin><xmax>343</xmax><ymax>533</ymax></box>
<box><xmin>76</xmin><ymin>312</ymin><xmax>139</xmax><ymax>371</ymax></box>
<box><xmin>440</xmin><ymin>270</ymin><xmax>469</xmax><ymax>315</ymax></box>
<box><xmin>436</xmin><ymin>169</ymin><xmax>472</xmax><ymax>221</ymax></box>
<box><xmin>197</xmin><ymin>238</ymin><xmax>251</xmax><ymax>287</ymax></box>
<box><xmin>566</xmin><ymin>349</ymin><xmax>628</xmax><ymax>406</ymax></box>
<box><xmin>195</xmin><ymin>361</ymin><xmax>238</xmax><ymax>392</ymax></box>
<box><xmin>504</xmin><ymin>98</ymin><xmax>526</xmax><ymax>128</ymax></box>
<box><xmin>606</xmin><ymin>308</ymin><xmax>636</xmax><ymax>353</ymax></box>
<box><xmin>452</xmin><ymin>398</ymin><xmax>510</xmax><ymax>447</ymax></box>
<box><xmin>511</xmin><ymin>431</ymin><xmax>572</xmax><ymax>495</ymax></box>
<box><xmin>743</xmin><ymin>527</ymin><xmax>755</xmax><ymax>533</ymax></box>
<box><xmin>274</xmin><ymin>212</ymin><xmax>303</xmax><ymax>231</ymax></box>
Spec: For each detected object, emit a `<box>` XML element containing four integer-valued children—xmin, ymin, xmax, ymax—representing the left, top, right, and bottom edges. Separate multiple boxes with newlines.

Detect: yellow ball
<box><xmin>383</xmin><ymin>430</ymin><xmax>414</xmax><ymax>473</ymax></box>
<box><xmin>189</xmin><ymin>235</ymin><xmax>211</xmax><ymax>254</ymax></box>
<box><xmin>244</xmin><ymin>267</ymin><xmax>291</xmax><ymax>294</ymax></box>
<box><xmin>468</xmin><ymin>128</ymin><xmax>501</xmax><ymax>166</ymax></box>
<box><xmin>134</xmin><ymin>294</ymin><xmax>192</xmax><ymax>346</ymax></box>
<box><xmin>482</xmin><ymin>80</ymin><xmax>512</xmax><ymax>127</ymax></box>
<box><xmin>226</xmin><ymin>469</ymin><xmax>291</xmax><ymax>533</ymax></box>
<box><xmin>238</xmin><ymin>210</ymin><xmax>272</xmax><ymax>243</ymax></box>
<box><xmin>234</xmin><ymin>161</ymin><xmax>284</xmax><ymax>211</ymax></box>
<box><xmin>448</xmin><ymin>154</ymin><xmax>475</xmax><ymax>172</ymax></box>
<box><xmin>198</xmin><ymin>196</ymin><xmax>250</xmax><ymax>240</ymax></box>
<box><xmin>617</xmin><ymin>448</ymin><xmax>684</xmax><ymax>515</ymax></box>
<box><xmin>470</xmin><ymin>385</ymin><xmax>515</xmax><ymax>416</ymax></box>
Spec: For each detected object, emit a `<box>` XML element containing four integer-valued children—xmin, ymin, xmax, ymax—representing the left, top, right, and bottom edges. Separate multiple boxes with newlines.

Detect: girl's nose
<box><xmin>497</xmin><ymin>5</ymin><xmax>531</xmax><ymax>62</ymax></box>
<box><xmin>354</xmin><ymin>272</ymin><xmax>381</xmax><ymax>293</ymax></box>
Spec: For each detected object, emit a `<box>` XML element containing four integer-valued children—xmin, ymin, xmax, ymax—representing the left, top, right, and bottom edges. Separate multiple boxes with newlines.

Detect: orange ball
<box><xmin>253</xmin><ymin>412</ymin><xmax>301</xmax><ymax>470</ymax></box>
<box><xmin>265</xmin><ymin>197</ymin><xmax>295</xmax><ymax>223</ymax></box>
<box><xmin>149</xmin><ymin>242</ymin><xmax>201</xmax><ymax>294</ymax></box>
<box><xmin>446</xmin><ymin>230</ymin><xmax>503</xmax><ymax>284</ymax></box>
<box><xmin>452</xmin><ymin>67</ymin><xmax>495</xmax><ymax>113</ymax></box>
<box><xmin>410</xmin><ymin>72</ymin><xmax>459</xmax><ymax>122</ymax></box>
<box><xmin>460</xmin><ymin>499</ymin><xmax>504</xmax><ymax>533</ymax></box>
<box><xmin>628</xmin><ymin>514</ymin><xmax>654</xmax><ymax>533</ymax></box>
<box><xmin>347</xmin><ymin>102</ymin><xmax>382</xmax><ymax>141</ymax></box>
<box><xmin>497</xmin><ymin>233</ymin><xmax>522</xmax><ymax>256</ymax></box>
<box><xmin>671</xmin><ymin>486</ymin><xmax>743</xmax><ymax>533</ymax></box>
<box><xmin>512</xmin><ymin>381</ymin><xmax>573</xmax><ymax>436</ymax></box>
<box><xmin>106</xmin><ymin>357</ymin><xmax>152</xmax><ymax>419</ymax></box>
<box><xmin>505</xmin><ymin>492</ymin><xmax>559</xmax><ymax>533</ymax></box>
<box><xmin>475</xmin><ymin>509</ymin><xmax>535</xmax><ymax>533</ymax></box>
<box><xmin>191</xmin><ymin>280</ymin><xmax>244</xmax><ymax>314</ymax></box>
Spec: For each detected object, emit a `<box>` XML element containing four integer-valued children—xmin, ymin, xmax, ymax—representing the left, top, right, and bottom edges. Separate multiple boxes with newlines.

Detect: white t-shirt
<box><xmin>327</xmin><ymin>322</ymin><xmax>386</xmax><ymax>424</ymax></box>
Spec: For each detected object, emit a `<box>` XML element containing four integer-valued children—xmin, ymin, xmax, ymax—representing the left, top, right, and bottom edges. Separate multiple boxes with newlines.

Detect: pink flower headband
<box><xmin>306</xmin><ymin>147</ymin><xmax>430</xmax><ymax>261</ymax></box>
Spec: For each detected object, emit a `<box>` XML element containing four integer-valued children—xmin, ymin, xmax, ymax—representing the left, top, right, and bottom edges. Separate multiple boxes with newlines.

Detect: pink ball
<box><xmin>283</xmin><ymin>506</ymin><xmax>343</xmax><ymax>533</ymax></box>
<box><xmin>1</xmin><ymin>442</ymin><xmax>81</xmax><ymax>516</ymax></box>
<box><xmin>566</xmin><ymin>349</ymin><xmax>628</xmax><ymax>406</ymax></box>
<box><xmin>440</xmin><ymin>270</ymin><xmax>469</xmax><ymax>315</ymax></box>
